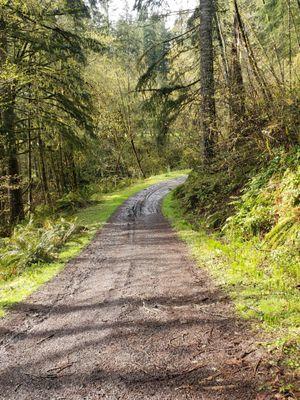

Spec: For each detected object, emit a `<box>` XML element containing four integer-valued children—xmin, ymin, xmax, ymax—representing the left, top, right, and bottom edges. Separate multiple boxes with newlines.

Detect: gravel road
<box><xmin>0</xmin><ymin>177</ymin><xmax>265</xmax><ymax>399</ymax></box>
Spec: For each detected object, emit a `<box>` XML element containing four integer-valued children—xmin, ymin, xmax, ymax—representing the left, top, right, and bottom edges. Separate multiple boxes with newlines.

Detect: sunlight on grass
<box><xmin>76</xmin><ymin>170</ymin><xmax>189</xmax><ymax>230</ymax></box>
<box><xmin>162</xmin><ymin>192</ymin><xmax>300</xmax><ymax>369</ymax></box>
<box><xmin>0</xmin><ymin>170</ymin><xmax>189</xmax><ymax>317</ymax></box>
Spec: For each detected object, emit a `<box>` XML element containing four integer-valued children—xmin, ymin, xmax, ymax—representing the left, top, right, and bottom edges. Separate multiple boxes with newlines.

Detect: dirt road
<box><xmin>0</xmin><ymin>177</ymin><xmax>265</xmax><ymax>399</ymax></box>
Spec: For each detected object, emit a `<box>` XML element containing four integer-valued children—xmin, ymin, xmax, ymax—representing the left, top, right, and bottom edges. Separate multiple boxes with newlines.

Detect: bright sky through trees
<box><xmin>109</xmin><ymin>0</ymin><xmax>197</xmax><ymax>26</ymax></box>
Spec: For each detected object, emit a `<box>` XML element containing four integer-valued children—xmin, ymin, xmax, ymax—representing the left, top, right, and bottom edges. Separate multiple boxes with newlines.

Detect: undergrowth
<box><xmin>224</xmin><ymin>149</ymin><xmax>300</xmax><ymax>245</ymax></box>
<box><xmin>163</xmin><ymin>148</ymin><xmax>300</xmax><ymax>389</ymax></box>
<box><xmin>163</xmin><ymin>193</ymin><xmax>299</xmax><ymax>335</ymax></box>
<box><xmin>0</xmin><ymin>218</ymin><xmax>82</xmax><ymax>280</ymax></box>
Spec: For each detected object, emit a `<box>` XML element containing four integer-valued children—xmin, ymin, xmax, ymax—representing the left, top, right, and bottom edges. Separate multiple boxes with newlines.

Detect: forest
<box><xmin>0</xmin><ymin>0</ymin><xmax>299</xmax><ymax>398</ymax></box>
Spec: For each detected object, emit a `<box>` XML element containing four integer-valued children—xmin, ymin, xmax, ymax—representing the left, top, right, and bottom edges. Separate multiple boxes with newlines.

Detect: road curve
<box><xmin>0</xmin><ymin>177</ymin><xmax>264</xmax><ymax>399</ymax></box>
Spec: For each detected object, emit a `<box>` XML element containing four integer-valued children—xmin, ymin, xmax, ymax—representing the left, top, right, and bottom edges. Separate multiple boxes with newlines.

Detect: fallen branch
<box><xmin>46</xmin><ymin>362</ymin><xmax>73</xmax><ymax>374</ymax></box>
<box><xmin>36</xmin><ymin>333</ymin><xmax>55</xmax><ymax>345</ymax></box>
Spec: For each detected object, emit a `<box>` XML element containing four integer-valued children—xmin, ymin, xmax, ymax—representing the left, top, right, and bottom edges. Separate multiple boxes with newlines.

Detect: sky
<box><xmin>108</xmin><ymin>0</ymin><xmax>198</xmax><ymax>27</ymax></box>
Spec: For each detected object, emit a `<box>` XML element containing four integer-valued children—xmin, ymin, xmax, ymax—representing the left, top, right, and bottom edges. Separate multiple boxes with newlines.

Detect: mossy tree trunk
<box><xmin>1</xmin><ymin>16</ymin><xmax>24</xmax><ymax>226</ymax></box>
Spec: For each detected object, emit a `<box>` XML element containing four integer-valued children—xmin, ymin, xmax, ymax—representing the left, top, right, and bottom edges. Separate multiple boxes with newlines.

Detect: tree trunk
<box><xmin>214</xmin><ymin>12</ymin><xmax>229</xmax><ymax>86</ymax></box>
<box><xmin>69</xmin><ymin>153</ymin><xmax>78</xmax><ymax>190</ymax></box>
<box><xmin>49</xmin><ymin>150</ymin><xmax>62</xmax><ymax>195</ymax></box>
<box><xmin>199</xmin><ymin>0</ymin><xmax>217</xmax><ymax>162</ymax></box>
<box><xmin>233</xmin><ymin>0</ymin><xmax>271</xmax><ymax>102</ymax></box>
<box><xmin>37</xmin><ymin>129</ymin><xmax>51</xmax><ymax>205</ymax></box>
<box><xmin>59</xmin><ymin>139</ymin><xmax>67</xmax><ymax>192</ymax></box>
<box><xmin>27</xmin><ymin>83</ymin><xmax>33</xmax><ymax>213</ymax></box>
<box><xmin>4</xmin><ymin>94</ymin><xmax>25</xmax><ymax>225</ymax></box>
<box><xmin>130</xmin><ymin>138</ymin><xmax>145</xmax><ymax>178</ymax></box>
<box><xmin>229</xmin><ymin>10</ymin><xmax>245</xmax><ymax>134</ymax></box>
<box><xmin>27</xmin><ymin>128</ymin><xmax>33</xmax><ymax>212</ymax></box>
<box><xmin>1</xmin><ymin>17</ymin><xmax>24</xmax><ymax>225</ymax></box>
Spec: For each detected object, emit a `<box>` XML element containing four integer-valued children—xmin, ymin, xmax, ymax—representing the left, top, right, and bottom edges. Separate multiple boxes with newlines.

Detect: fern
<box><xmin>0</xmin><ymin>218</ymin><xmax>80</xmax><ymax>281</ymax></box>
<box><xmin>224</xmin><ymin>149</ymin><xmax>300</xmax><ymax>244</ymax></box>
<box><xmin>265</xmin><ymin>217</ymin><xmax>300</xmax><ymax>249</ymax></box>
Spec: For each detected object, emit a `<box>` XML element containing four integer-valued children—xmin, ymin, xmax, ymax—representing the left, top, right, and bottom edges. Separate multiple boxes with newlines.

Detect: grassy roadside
<box><xmin>162</xmin><ymin>192</ymin><xmax>300</xmax><ymax>389</ymax></box>
<box><xmin>0</xmin><ymin>170</ymin><xmax>188</xmax><ymax>317</ymax></box>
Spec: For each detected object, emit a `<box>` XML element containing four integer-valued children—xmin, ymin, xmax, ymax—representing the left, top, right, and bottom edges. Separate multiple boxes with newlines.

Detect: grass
<box><xmin>0</xmin><ymin>170</ymin><xmax>189</xmax><ymax>317</ymax></box>
<box><xmin>162</xmin><ymin>192</ymin><xmax>300</xmax><ymax>374</ymax></box>
<box><xmin>75</xmin><ymin>170</ymin><xmax>189</xmax><ymax>230</ymax></box>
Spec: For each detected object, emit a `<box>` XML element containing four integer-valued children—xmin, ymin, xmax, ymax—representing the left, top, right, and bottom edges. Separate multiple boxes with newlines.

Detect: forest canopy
<box><xmin>0</xmin><ymin>0</ymin><xmax>299</xmax><ymax>234</ymax></box>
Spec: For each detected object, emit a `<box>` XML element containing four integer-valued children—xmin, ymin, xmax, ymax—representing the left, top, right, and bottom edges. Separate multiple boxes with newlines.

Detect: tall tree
<box><xmin>0</xmin><ymin>0</ymin><xmax>99</xmax><ymax>228</ymax></box>
<box><xmin>199</xmin><ymin>0</ymin><xmax>216</xmax><ymax>161</ymax></box>
<box><xmin>0</xmin><ymin>9</ymin><xmax>24</xmax><ymax>224</ymax></box>
<box><xmin>229</xmin><ymin>3</ymin><xmax>245</xmax><ymax>136</ymax></box>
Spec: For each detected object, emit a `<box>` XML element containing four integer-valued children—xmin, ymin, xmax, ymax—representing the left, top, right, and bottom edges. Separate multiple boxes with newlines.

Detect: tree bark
<box><xmin>49</xmin><ymin>149</ymin><xmax>62</xmax><ymax>195</ymax></box>
<box><xmin>37</xmin><ymin>129</ymin><xmax>51</xmax><ymax>205</ymax></box>
<box><xmin>27</xmin><ymin>83</ymin><xmax>33</xmax><ymax>213</ymax></box>
<box><xmin>4</xmin><ymin>93</ymin><xmax>25</xmax><ymax>225</ymax></box>
<box><xmin>69</xmin><ymin>153</ymin><xmax>78</xmax><ymax>190</ymax></box>
<box><xmin>229</xmin><ymin>10</ymin><xmax>245</xmax><ymax>133</ymax></box>
<box><xmin>199</xmin><ymin>0</ymin><xmax>217</xmax><ymax>162</ymax></box>
<box><xmin>130</xmin><ymin>138</ymin><xmax>145</xmax><ymax>178</ymax></box>
<box><xmin>27</xmin><ymin>127</ymin><xmax>33</xmax><ymax>212</ymax></box>
<box><xmin>59</xmin><ymin>139</ymin><xmax>67</xmax><ymax>192</ymax></box>
<box><xmin>1</xmin><ymin>16</ymin><xmax>24</xmax><ymax>225</ymax></box>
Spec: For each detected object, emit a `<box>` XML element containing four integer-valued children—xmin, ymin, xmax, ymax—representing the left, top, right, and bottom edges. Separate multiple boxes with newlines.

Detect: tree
<box><xmin>199</xmin><ymin>0</ymin><xmax>216</xmax><ymax>161</ymax></box>
<box><xmin>0</xmin><ymin>0</ymin><xmax>99</xmax><ymax>229</ymax></box>
<box><xmin>229</xmin><ymin>3</ymin><xmax>245</xmax><ymax>137</ymax></box>
<box><xmin>0</xmin><ymin>6</ymin><xmax>24</xmax><ymax>224</ymax></box>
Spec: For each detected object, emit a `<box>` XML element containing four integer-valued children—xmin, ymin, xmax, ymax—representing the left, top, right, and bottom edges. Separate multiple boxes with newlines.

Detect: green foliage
<box><xmin>0</xmin><ymin>0</ymin><xmax>106</xmax><ymax>229</ymax></box>
<box><xmin>255</xmin><ymin>0</ymin><xmax>300</xmax><ymax>60</ymax></box>
<box><xmin>168</xmin><ymin>149</ymin><xmax>300</xmax><ymax>381</ymax></box>
<box><xmin>56</xmin><ymin>190</ymin><xmax>92</xmax><ymax>212</ymax></box>
<box><xmin>174</xmin><ymin>168</ymin><xmax>245</xmax><ymax>229</ymax></box>
<box><xmin>0</xmin><ymin>218</ymin><xmax>80</xmax><ymax>281</ymax></box>
<box><xmin>163</xmin><ymin>191</ymin><xmax>300</xmax><ymax>377</ymax></box>
<box><xmin>225</xmin><ymin>148</ymin><xmax>300</xmax><ymax>245</ymax></box>
<box><xmin>175</xmin><ymin>148</ymin><xmax>299</xmax><ymax>246</ymax></box>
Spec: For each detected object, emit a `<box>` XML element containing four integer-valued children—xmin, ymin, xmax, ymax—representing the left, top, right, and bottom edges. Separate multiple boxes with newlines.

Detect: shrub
<box><xmin>224</xmin><ymin>148</ymin><xmax>300</xmax><ymax>245</ymax></box>
<box><xmin>56</xmin><ymin>190</ymin><xmax>91</xmax><ymax>212</ymax></box>
<box><xmin>0</xmin><ymin>218</ymin><xmax>80</xmax><ymax>281</ymax></box>
<box><xmin>175</xmin><ymin>169</ymin><xmax>245</xmax><ymax>229</ymax></box>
